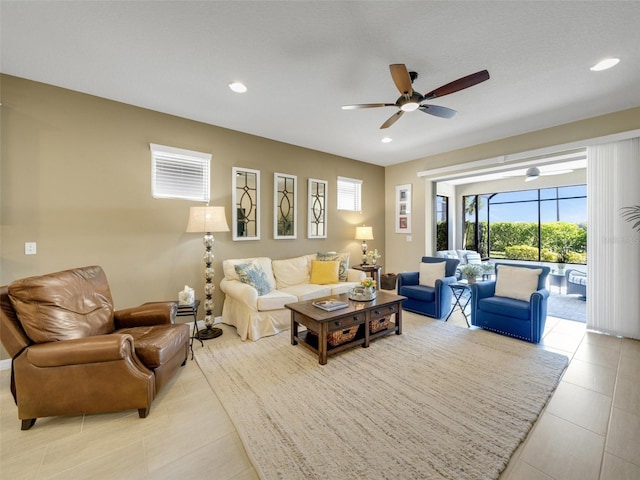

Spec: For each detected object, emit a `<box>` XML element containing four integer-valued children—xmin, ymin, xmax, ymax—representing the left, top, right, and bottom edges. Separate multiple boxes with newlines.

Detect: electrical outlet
<box><xmin>406</xmin><ymin>236</ymin><xmax>412</xmax><ymax>242</ymax></box>
<box><xmin>25</xmin><ymin>242</ymin><xmax>37</xmax><ymax>255</ymax></box>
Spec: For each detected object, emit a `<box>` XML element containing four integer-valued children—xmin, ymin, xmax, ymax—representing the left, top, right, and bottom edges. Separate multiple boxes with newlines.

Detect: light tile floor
<box><xmin>1</xmin><ymin>310</ymin><xmax>638</xmax><ymax>480</ymax></box>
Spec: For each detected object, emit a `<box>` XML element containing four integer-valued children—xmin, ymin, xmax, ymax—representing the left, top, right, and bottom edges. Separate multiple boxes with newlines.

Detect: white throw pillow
<box><xmin>419</xmin><ymin>262</ymin><xmax>446</xmax><ymax>288</ymax></box>
<box><xmin>272</xmin><ymin>255</ymin><xmax>310</xmax><ymax>289</ymax></box>
<box><xmin>494</xmin><ymin>265</ymin><xmax>543</xmax><ymax>301</ymax></box>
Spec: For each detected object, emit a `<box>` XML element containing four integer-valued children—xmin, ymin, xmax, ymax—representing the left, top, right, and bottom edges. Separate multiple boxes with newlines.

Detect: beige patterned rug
<box><xmin>195</xmin><ymin>316</ymin><xmax>568</xmax><ymax>480</ymax></box>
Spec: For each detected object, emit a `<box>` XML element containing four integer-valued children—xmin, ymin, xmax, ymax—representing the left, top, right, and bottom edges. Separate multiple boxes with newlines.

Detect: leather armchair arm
<box><xmin>115</xmin><ymin>302</ymin><xmax>177</xmax><ymax>328</ymax></box>
<box><xmin>25</xmin><ymin>334</ymin><xmax>135</xmax><ymax>367</ymax></box>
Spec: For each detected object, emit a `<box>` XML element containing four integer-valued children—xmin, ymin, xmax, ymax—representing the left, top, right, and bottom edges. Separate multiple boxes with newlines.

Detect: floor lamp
<box><xmin>186</xmin><ymin>205</ymin><xmax>230</xmax><ymax>340</ymax></box>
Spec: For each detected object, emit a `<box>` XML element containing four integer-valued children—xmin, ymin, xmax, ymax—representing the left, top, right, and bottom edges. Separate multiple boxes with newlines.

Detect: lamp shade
<box><xmin>186</xmin><ymin>206</ymin><xmax>230</xmax><ymax>233</ymax></box>
<box><xmin>355</xmin><ymin>226</ymin><xmax>374</xmax><ymax>241</ymax></box>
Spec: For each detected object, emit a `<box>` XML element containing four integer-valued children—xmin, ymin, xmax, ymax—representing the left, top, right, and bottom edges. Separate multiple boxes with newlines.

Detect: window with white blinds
<box><xmin>150</xmin><ymin>144</ymin><xmax>211</xmax><ymax>202</ymax></box>
<box><xmin>336</xmin><ymin>176</ymin><xmax>362</xmax><ymax>211</ymax></box>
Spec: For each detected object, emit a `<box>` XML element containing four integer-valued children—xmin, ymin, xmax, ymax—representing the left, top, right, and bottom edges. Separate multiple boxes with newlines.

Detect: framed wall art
<box><xmin>308</xmin><ymin>178</ymin><xmax>328</xmax><ymax>238</ymax></box>
<box><xmin>274</xmin><ymin>172</ymin><xmax>297</xmax><ymax>239</ymax></box>
<box><xmin>395</xmin><ymin>183</ymin><xmax>412</xmax><ymax>234</ymax></box>
<box><xmin>232</xmin><ymin>167</ymin><xmax>260</xmax><ymax>241</ymax></box>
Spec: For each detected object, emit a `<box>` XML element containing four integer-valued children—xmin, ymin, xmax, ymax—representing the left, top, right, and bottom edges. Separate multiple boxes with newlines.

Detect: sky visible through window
<box><xmin>488</xmin><ymin>185</ymin><xmax>586</xmax><ymax>224</ymax></box>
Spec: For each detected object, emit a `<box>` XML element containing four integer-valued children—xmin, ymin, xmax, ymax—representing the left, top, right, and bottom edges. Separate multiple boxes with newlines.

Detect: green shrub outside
<box><xmin>464</xmin><ymin>220</ymin><xmax>587</xmax><ymax>264</ymax></box>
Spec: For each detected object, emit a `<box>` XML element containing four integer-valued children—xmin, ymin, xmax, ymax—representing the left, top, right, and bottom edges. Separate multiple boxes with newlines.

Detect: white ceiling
<box><xmin>2</xmin><ymin>1</ymin><xmax>639</xmax><ymax>167</ymax></box>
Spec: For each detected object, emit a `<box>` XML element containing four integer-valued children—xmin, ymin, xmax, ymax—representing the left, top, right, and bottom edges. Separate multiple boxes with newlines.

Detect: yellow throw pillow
<box><xmin>495</xmin><ymin>265</ymin><xmax>542</xmax><ymax>301</ymax></box>
<box><xmin>310</xmin><ymin>260</ymin><xmax>340</xmax><ymax>285</ymax></box>
<box><xmin>419</xmin><ymin>262</ymin><xmax>446</xmax><ymax>288</ymax></box>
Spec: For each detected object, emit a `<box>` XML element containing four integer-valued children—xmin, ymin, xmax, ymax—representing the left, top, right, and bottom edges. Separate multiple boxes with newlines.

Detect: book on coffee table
<box><xmin>312</xmin><ymin>300</ymin><xmax>349</xmax><ymax>312</ymax></box>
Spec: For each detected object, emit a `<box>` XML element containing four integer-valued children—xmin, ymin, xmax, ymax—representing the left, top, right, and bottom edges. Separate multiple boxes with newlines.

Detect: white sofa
<box><xmin>220</xmin><ymin>253</ymin><xmax>365</xmax><ymax>341</ymax></box>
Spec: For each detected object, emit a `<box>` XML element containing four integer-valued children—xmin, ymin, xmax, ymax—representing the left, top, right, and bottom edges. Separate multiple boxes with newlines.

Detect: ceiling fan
<box><xmin>342</xmin><ymin>64</ymin><xmax>490</xmax><ymax>129</ymax></box>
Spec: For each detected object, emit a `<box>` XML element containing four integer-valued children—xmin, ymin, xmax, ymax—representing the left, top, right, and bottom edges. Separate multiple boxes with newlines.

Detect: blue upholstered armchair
<box><xmin>397</xmin><ymin>256</ymin><xmax>460</xmax><ymax>319</ymax></box>
<box><xmin>470</xmin><ymin>263</ymin><xmax>551</xmax><ymax>343</ymax></box>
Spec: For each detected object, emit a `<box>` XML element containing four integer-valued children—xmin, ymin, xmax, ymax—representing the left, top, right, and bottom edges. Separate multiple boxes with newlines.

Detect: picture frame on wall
<box><xmin>395</xmin><ymin>184</ymin><xmax>412</xmax><ymax>234</ymax></box>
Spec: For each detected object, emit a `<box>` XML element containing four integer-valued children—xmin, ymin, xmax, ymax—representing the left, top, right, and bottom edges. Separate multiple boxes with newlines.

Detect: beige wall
<box><xmin>385</xmin><ymin>107</ymin><xmax>640</xmax><ymax>275</ymax></box>
<box><xmin>0</xmin><ymin>75</ymin><xmax>385</xmax><ymax>359</ymax></box>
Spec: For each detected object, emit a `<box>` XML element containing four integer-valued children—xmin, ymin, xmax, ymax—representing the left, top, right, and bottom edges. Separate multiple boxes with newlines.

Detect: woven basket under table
<box><xmin>307</xmin><ymin>325</ymin><xmax>359</xmax><ymax>347</ymax></box>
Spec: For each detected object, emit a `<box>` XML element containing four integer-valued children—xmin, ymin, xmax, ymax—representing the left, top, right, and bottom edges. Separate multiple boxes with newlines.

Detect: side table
<box><xmin>352</xmin><ymin>264</ymin><xmax>382</xmax><ymax>290</ymax></box>
<box><xmin>175</xmin><ymin>300</ymin><xmax>202</xmax><ymax>359</ymax></box>
<box><xmin>446</xmin><ymin>282</ymin><xmax>472</xmax><ymax>327</ymax></box>
<box><xmin>548</xmin><ymin>273</ymin><xmax>566</xmax><ymax>294</ymax></box>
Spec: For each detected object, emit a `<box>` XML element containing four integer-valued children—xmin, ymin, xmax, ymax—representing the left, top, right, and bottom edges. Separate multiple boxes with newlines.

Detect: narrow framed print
<box><xmin>395</xmin><ymin>184</ymin><xmax>412</xmax><ymax>234</ymax></box>
<box><xmin>232</xmin><ymin>167</ymin><xmax>260</xmax><ymax>241</ymax></box>
<box><xmin>308</xmin><ymin>178</ymin><xmax>328</xmax><ymax>238</ymax></box>
<box><xmin>274</xmin><ymin>172</ymin><xmax>297</xmax><ymax>239</ymax></box>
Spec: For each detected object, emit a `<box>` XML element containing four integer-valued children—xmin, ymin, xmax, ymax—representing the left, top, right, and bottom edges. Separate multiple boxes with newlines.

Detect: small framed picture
<box><xmin>395</xmin><ymin>184</ymin><xmax>412</xmax><ymax>234</ymax></box>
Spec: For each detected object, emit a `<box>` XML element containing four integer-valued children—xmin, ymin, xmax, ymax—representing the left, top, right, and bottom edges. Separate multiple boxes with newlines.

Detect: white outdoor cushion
<box><xmin>419</xmin><ymin>262</ymin><xmax>446</xmax><ymax>288</ymax></box>
<box><xmin>466</xmin><ymin>252</ymin><xmax>482</xmax><ymax>264</ymax></box>
<box><xmin>495</xmin><ymin>265</ymin><xmax>543</xmax><ymax>301</ymax></box>
<box><xmin>272</xmin><ymin>255</ymin><xmax>310</xmax><ymax>289</ymax></box>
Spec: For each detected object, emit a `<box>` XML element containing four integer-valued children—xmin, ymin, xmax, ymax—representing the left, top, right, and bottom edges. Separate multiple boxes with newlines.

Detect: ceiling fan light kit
<box><xmin>343</xmin><ymin>64</ymin><xmax>490</xmax><ymax>129</ymax></box>
<box><xmin>525</xmin><ymin>167</ymin><xmax>541</xmax><ymax>182</ymax></box>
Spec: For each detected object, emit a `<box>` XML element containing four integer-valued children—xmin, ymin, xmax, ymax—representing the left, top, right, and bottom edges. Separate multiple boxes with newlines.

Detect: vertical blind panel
<box><xmin>151</xmin><ymin>146</ymin><xmax>211</xmax><ymax>202</ymax></box>
<box><xmin>586</xmin><ymin>138</ymin><xmax>640</xmax><ymax>340</ymax></box>
<box><xmin>337</xmin><ymin>176</ymin><xmax>362</xmax><ymax>211</ymax></box>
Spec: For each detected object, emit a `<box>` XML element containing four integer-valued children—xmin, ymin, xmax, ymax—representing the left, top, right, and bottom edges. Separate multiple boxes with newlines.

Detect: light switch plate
<box><xmin>25</xmin><ymin>242</ymin><xmax>37</xmax><ymax>255</ymax></box>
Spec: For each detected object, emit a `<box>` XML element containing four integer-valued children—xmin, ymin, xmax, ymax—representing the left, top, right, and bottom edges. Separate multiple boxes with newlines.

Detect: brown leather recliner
<box><xmin>0</xmin><ymin>265</ymin><xmax>190</xmax><ymax>430</ymax></box>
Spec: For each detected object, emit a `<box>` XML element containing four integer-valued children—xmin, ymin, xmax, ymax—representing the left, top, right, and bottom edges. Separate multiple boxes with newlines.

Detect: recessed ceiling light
<box><xmin>590</xmin><ymin>58</ymin><xmax>620</xmax><ymax>71</ymax></box>
<box><xmin>381</xmin><ymin>137</ymin><xmax>392</xmax><ymax>143</ymax></box>
<box><xmin>228</xmin><ymin>82</ymin><xmax>247</xmax><ymax>93</ymax></box>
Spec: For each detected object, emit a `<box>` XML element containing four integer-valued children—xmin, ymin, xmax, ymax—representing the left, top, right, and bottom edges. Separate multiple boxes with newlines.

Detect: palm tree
<box><xmin>621</xmin><ymin>205</ymin><xmax>640</xmax><ymax>232</ymax></box>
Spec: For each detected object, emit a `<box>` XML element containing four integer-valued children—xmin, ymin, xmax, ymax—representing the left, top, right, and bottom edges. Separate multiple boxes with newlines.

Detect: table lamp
<box><xmin>186</xmin><ymin>205</ymin><xmax>230</xmax><ymax>339</ymax></box>
<box><xmin>355</xmin><ymin>226</ymin><xmax>374</xmax><ymax>265</ymax></box>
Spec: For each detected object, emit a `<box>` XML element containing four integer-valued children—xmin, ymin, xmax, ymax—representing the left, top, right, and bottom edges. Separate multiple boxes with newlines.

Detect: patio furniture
<box><xmin>565</xmin><ymin>269</ymin><xmax>587</xmax><ymax>298</ymax></box>
<box><xmin>470</xmin><ymin>263</ymin><xmax>551</xmax><ymax>343</ymax></box>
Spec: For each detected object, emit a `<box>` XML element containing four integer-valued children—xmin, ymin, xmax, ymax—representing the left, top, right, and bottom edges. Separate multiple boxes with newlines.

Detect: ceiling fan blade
<box><xmin>380</xmin><ymin>110</ymin><xmax>404</xmax><ymax>129</ymax></box>
<box><xmin>418</xmin><ymin>104</ymin><xmax>457</xmax><ymax>119</ymax></box>
<box><xmin>423</xmin><ymin>70</ymin><xmax>490</xmax><ymax>100</ymax></box>
<box><xmin>341</xmin><ymin>103</ymin><xmax>395</xmax><ymax>110</ymax></box>
<box><xmin>389</xmin><ymin>64</ymin><xmax>413</xmax><ymax>96</ymax></box>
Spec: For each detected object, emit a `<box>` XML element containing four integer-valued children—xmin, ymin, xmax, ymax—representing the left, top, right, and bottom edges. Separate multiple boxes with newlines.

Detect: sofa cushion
<box><xmin>8</xmin><ymin>265</ymin><xmax>116</xmax><ymax>343</ymax></box>
<box><xmin>223</xmin><ymin>257</ymin><xmax>276</xmax><ymax>289</ymax></box>
<box><xmin>479</xmin><ymin>296</ymin><xmax>531</xmax><ymax>320</ymax></box>
<box><xmin>316</xmin><ymin>252</ymin><xmax>350</xmax><ymax>281</ymax></box>
<box><xmin>280</xmin><ymin>284</ymin><xmax>332</xmax><ymax>301</ymax></box>
<box><xmin>465</xmin><ymin>252</ymin><xmax>482</xmax><ymax>264</ymax></box>
<box><xmin>256</xmin><ymin>290</ymin><xmax>298</xmax><ymax>311</ymax></box>
<box><xmin>568</xmin><ymin>272</ymin><xmax>587</xmax><ymax>285</ymax></box>
<box><xmin>399</xmin><ymin>284</ymin><xmax>436</xmax><ymax>302</ymax></box>
<box><xmin>310</xmin><ymin>260</ymin><xmax>339</xmax><ymax>285</ymax></box>
<box><xmin>495</xmin><ymin>265</ymin><xmax>542</xmax><ymax>301</ymax></box>
<box><xmin>118</xmin><ymin>323</ymin><xmax>190</xmax><ymax>368</ymax></box>
<box><xmin>272</xmin><ymin>255</ymin><xmax>310</xmax><ymax>289</ymax></box>
<box><xmin>435</xmin><ymin>250</ymin><xmax>459</xmax><ymax>260</ymax></box>
<box><xmin>329</xmin><ymin>282</ymin><xmax>360</xmax><ymax>295</ymax></box>
<box><xmin>235</xmin><ymin>262</ymin><xmax>273</xmax><ymax>295</ymax></box>
<box><xmin>419</xmin><ymin>261</ymin><xmax>446</xmax><ymax>287</ymax></box>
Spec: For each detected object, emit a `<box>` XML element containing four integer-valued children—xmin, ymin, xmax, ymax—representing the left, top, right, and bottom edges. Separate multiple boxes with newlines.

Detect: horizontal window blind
<box><xmin>151</xmin><ymin>144</ymin><xmax>210</xmax><ymax>202</ymax></box>
<box><xmin>337</xmin><ymin>176</ymin><xmax>362</xmax><ymax>211</ymax></box>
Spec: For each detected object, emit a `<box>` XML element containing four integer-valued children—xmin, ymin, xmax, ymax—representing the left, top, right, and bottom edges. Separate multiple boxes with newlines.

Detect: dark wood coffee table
<box><xmin>287</xmin><ymin>291</ymin><xmax>405</xmax><ymax>365</ymax></box>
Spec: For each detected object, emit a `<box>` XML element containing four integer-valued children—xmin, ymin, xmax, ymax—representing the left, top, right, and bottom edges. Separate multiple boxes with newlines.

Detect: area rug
<box><xmin>195</xmin><ymin>317</ymin><xmax>569</xmax><ymax>480</ymax></box>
